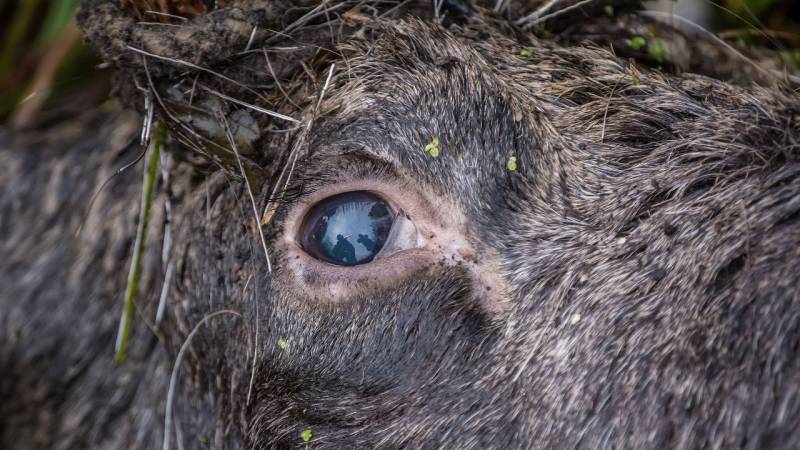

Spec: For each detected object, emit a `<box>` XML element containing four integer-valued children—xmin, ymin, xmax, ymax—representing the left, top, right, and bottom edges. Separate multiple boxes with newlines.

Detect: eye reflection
<box><xmin>300</xmin><ymin>191</ymin><xmax>395</xmax><ymax>266</ymax></box>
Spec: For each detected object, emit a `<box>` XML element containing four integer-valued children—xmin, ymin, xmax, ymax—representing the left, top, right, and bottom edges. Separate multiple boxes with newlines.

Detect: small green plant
<box><xmin>277</xmin><ymin>338</ymin><xmax>287</xmax><ymax>350</ymax></box>
<box><xmin>779</xmin><ymin>49</ymin><xmax>800</xmax><ymax>69</ymax></box>
<box><xmin>301</xmin><ymin>429</ymin><xmax>313</xmax><ymax>449</ymax></box>
<box><xmin>647</xmin><ymin>39</ymin><xmax>667</xmax><ymax>64</ymax></box>
<box><xmin>519</xmin><ymin>48</ymin><xmax>533</xmax><ymax>58</ymax></box>
<box><xmin>628</xmin><ymin>36</ymin><xmax>647</xmax><ymax>50</ymax></box>
<box><xmin>603</xmin><ymin>5</ymin><xmax>614</xmax><ymax>16</ymax></box>
<box><xmin>424</xmin><ymin>137</ymin><xmax>440</xmax><ymax>158</ymax></box>
<box><xmin>506</xmin><ymin>156</ymin><xmax>518</xmax><ymax>171</ymax></box>
<box><xmin>115</xmin><ymin>122</ymin><xmax>166</xmax><ymax>365</ymax></box>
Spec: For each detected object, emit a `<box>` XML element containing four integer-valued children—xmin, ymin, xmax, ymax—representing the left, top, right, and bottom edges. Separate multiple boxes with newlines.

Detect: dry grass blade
<box><xmin>640</xmin><ymin>10</ymin><xmax>782</xmax><ymax>83</ymax></box>
<box><xmin>515</xmin><ymin>0</ymin><xmax>599</xmax><ymax>28</ymax></box>
<box><xmin>215</xmin><ymin>108</ymin><xmax>273</xmax><ymax>273</ymax></box>
<box><xmin>126</xmin><ymin>45</ymin><xmax>272</xmax><ymax>104</ymax></box>
<box><xmin>11</xmin><ymin>22</ymin><xmax>81</xmax><ymax>128</ymax></box>
<box><xmin>261</xmin><ymin>64</ymin><xmax>336</xmax><ymax>227</ymax></box>
<box><xmin>201</xmin><ymin>85</ymin><xmax>300</xmax><ymax>123</ymax></box>
<box><xmin>163</xmin><ymin>309</ymin><xmax>242</xmax><ymax>450</ymax></box>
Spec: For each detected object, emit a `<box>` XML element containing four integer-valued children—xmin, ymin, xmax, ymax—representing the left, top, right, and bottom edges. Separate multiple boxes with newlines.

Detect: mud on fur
<box><xmin>1</xmin><ymin>0</ymin><xmax>800</xmax><ymax>448</ymax></box>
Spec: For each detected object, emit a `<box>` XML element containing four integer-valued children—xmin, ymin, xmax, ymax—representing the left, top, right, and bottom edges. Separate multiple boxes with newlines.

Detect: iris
<box><xmin>300</xmin><ymin>191</ymin><xmax>395</xmax><ymax>266</ymax></box>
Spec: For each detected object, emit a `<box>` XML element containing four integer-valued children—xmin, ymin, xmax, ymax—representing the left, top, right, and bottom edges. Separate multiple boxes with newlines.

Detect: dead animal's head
<box><xmin>5</xmin><ymin>0</ymin><xmax>799</xmax><ymax>448</ymax></box>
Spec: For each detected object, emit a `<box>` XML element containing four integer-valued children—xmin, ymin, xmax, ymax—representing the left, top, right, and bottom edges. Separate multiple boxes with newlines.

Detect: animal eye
<box><xmin>299</xmin><ymin>191</ymin><xmax>418</xmax><ymax>266</ymax></box>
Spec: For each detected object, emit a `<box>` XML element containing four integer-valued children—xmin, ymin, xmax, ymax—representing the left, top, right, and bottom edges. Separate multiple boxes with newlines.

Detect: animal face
<box><xmin>157</xmin><ymin>15</ymin><xmax>799</xmax><ymax>447</ymax></box>
<box><xmin>3</xmin><ymin>1</ymin><xmax>798</xmax><ymax>449</ymax></box>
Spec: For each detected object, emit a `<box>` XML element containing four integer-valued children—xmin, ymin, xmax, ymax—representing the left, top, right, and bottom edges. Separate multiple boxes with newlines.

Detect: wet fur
<box><xmin>3</xmin><ymin>1</ymin><xmax>800</xmax><ymax>448</ymax></box>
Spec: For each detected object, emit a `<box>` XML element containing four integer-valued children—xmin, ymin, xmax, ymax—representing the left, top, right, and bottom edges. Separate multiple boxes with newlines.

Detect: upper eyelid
<box><xmin>276</xmin><ymin>150</ymin><xmax>399</xmax><ymax>207</ymax></box>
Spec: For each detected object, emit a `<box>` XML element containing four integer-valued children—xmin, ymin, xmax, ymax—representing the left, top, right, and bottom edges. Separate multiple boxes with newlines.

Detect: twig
<box><xmin>261</xmin><ymin>64</ymin><xmax>336</xmax><ymax>226</ymax></box>
<box><xmin>215</xmin><ymin>108</ymin><xmax>273</xmax><ymax>273</ymax></box>
<box><xmin>515</xmin><ymin>0</ymin><xmax>598</xmax><ymax>28</ymax></box>
<box><xmin>201</xmin><ymin>85</ymin><xmax>300</xmax><ymax>123</ymax></box>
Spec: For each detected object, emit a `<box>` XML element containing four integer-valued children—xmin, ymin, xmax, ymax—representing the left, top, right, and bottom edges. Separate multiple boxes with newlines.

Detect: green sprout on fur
<box><xmin>628</xmin><ymin>36</ymin><xmax>646</xmax><ymax>50</ymax></box>
<box><xmin>519</xmin><ymin>48</ymin><xmax>533</xmax><ymax>58</ymax></box>
<box><xmin>425</xmin><ymin>137</ymin><xmax>440</xmax><ymax>158</ymax></box>
<box><xmin>648</xmin><ymin>39</ymin><xmax>667</xmax><ymax>64</ymax></box>
<box><xmin>301</xmin><ymin>429</ymin><xmax>313</xmax><ymax>447</ymax></box>
<box><xmin>114</xmin><ymin>122</ymin><xmax>165</xmax><ymax>365</ymax></box>
<box><xmin>277</xmin><ymin>338</ymin><xmax>287</xmax><ymax>350</ymax></box>
<box><xmin>507</xmin><ymin>156</ymin><xmax>518</xmax><ymax>171</ymax></box>
<box><xmin>603</xmin><ymin>5</ymin><xmax>614</xmax><ymax>16</ymax></box>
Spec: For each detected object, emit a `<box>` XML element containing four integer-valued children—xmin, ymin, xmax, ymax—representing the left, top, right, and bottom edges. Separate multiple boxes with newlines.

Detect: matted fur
<box><xmin>2</xmin><ymin>1</ymin><xmax>799</xmax><ymax>448</ymax></box>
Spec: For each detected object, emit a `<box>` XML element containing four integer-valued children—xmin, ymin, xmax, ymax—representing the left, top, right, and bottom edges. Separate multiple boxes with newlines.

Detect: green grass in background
<box><xmin>0</xmin><ymin>0</ymin><xmax>105</xmax><ymax>126</ymax></box>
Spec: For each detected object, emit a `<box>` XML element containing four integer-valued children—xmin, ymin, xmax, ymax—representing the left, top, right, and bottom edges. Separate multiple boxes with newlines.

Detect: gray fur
<box><xmin>2</xmin><ymin>1</ymin><xmax>800</xmax><ymax>448</ymax></box>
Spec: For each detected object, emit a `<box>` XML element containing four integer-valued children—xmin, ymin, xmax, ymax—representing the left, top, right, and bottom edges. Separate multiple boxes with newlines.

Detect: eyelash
<box><xmin>272</xmin><ymin>154</ymin><xmax>398</xmax><ymax>213</ymax></box>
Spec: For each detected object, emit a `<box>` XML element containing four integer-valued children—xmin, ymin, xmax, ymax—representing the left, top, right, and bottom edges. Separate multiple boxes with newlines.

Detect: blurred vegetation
<box><xmin>0</xmin><ymin>0</ymin><xmax>108</xmax><ymax>128</ymax></box>
<box><xmin>0</xmin><ymin>0</ymin><xmax>797</xmax><ymax>127</ymax></box>
<box><xmin>717</xmin><ymin>0</ymin><xmax>800</xmax><ymax>70</ymax></box>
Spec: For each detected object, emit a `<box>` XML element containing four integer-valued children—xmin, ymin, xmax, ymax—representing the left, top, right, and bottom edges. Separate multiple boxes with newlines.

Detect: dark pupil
<box><xmin>300</xmin><ymin>191</ymin><xmax>394</xmax><ymax>266</ymax></box>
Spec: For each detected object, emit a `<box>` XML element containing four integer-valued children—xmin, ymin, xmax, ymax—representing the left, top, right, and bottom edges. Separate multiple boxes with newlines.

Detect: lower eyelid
<box><xmin>279</xmin><ymin>177</ymin><xmax>487</xmax><ymax>301</ymax></box>
<box><xmin>286</xmin><ymin>245</ymin><xmax>434</xmax><ymax>292</ymax></box>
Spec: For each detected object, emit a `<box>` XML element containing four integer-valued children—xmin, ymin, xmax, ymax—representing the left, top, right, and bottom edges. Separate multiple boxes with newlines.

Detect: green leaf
<box><xmin>519</xmin><ymin>48</ymin><xmax>533</xmax><ymax>58</ymax></box>
<box><xmin>603</xmin><ymin>5</ymin><xmax>614</xmax><ymax>16</ymax></box>
<box><xmin>37</xmin><ymin>0</ymin><xmax>79</xmax><ymax>45</ymax></box>
<box><xmin>628</xmin><ymin>36</ymin><xmax>646</xmax><ymax>50</ymax></box>
<box><xmin>506</xmin><ymin>156</ymin><xmax>518</xmax><ymax>171</ymax></box>
<box><xmin>277</xmin><ymin>338</ymin><xmax>287</xmax><ymax>350</ymax></box>
<box><xmin>300</xmin><ymin>429</ymin><xmax>313</xmax><ymax>442</ymax></box>
<box><xmin>647</xmin><ymin>39</ymin><xmax>667</xmax><ymax>64</ymax></box>
<box><xmin>424</xmin><ymin>137</ymin><xmax>440</xmax><ymax>158</ymax></box>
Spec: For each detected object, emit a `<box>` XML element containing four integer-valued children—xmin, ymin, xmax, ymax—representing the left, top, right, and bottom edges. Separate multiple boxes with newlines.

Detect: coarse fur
<box><xmin>2</xmin><ymin>0</ymin><xmax>800</xmax><ymax>448</ymax></box>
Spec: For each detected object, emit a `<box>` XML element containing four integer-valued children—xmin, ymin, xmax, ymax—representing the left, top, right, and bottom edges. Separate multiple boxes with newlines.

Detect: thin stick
<box><xmin>242</xmin><ymin>274</ymin><xmax>258</xmax><ymax>406</ymax></box>
<box><xmin>201</xmin><ymin>85</ymin><xmax>300</xmax><ymax>123</ymax></box>
<box><xmin>601</xmin><ymin>76</ymin><xmax>624</xmax><ymax>143</ymax></box>
<box><xmin>244</xmin><ymin>25</ymin><xmax>258</xmax><ymax>52</ymax></box>
<box><xmin>515</xmin><ymin>0</ymin><xmax>598</xmax><ymax>27</ymax></box>
<box><xmin>518</xmin><ymin>0</ymin><xmax>562</xmax><ymax>21</ymax></box>
<box><xmin>215</xmin><ymin>108</ymin><xmax>273</xmax><ymax>273</ymax></box>
<box><xmin>261</xmin><ymin>64</ymin><xmax>336</xmax><ymax>226</ymax></box>
<box><xmin>156</xmin><ymin>263</ymin><xmax>173</xmax><ymax>324</ymax></box>
<box><xmin>115</xmin><ymin>122</ymin><xmax>165</xmax><ymax>365</ymax></box>
<box><xmin>126</xmin><ymin>45</ymin><xmax>272</xmax><ymax>104</ymax></box>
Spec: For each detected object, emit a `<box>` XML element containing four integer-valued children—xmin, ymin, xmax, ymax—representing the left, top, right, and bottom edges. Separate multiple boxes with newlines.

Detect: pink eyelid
<box><xmin>278</xmin><ymin>177</ymin><xmax>508</xmax><ymax>312</ymax></box>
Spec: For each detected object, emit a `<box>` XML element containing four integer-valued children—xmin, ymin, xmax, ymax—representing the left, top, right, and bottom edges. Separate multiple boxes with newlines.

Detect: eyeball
<box><xmin>299</xmin><ymin>191</ymin><xmax>396</xmax><ymax>266</ymax></box>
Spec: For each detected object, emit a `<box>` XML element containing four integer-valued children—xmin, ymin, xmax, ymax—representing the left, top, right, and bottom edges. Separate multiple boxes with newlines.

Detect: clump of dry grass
<box><xmin>122</xmin><ymin>0</ymin><xmax>209</xmax><ymax>22</ymax></box>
